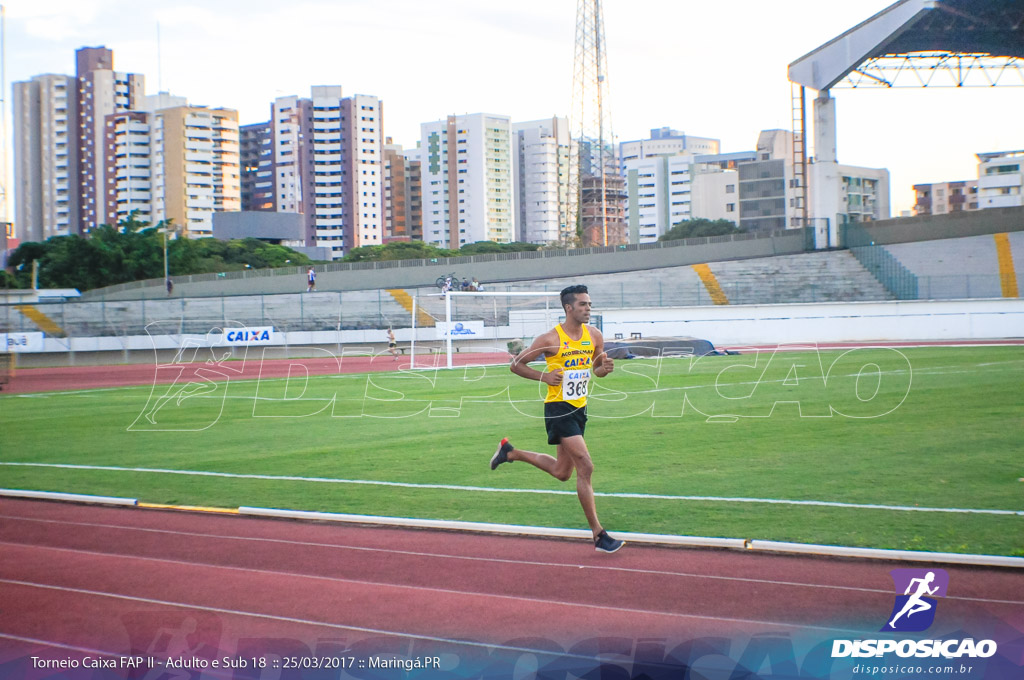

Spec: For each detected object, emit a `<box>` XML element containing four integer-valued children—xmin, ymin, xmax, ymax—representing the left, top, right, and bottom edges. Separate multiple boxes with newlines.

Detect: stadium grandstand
<box><xmin>2</xmin><ymin>207</ymin><xmax>1021</xmax><ymax>365</ymax></box>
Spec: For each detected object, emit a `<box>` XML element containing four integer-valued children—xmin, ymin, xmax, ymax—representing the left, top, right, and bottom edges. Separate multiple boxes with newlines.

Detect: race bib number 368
<box><xmin>563</xmin><ymin>369</ymin><xmax>591</xmax><ymax>400</ymax></box>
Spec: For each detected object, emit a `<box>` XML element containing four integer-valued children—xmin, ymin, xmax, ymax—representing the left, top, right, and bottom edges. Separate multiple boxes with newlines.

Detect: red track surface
<box><xmin>6</xmin><ymin>340</ymin><xmax>1023</xmax><ymax>395</ymax></box>
<box><xmin>3</xmin><ymin>345</ymin><xmax>1024</xmax><ymax>677</ymax></box>
<box><xmin>1</xmin><ymin>499</ymin><xmax>1022</xmax><ymax>679</ymax></box>
<box><xmin>3</xmin><ymin>352</ymin><xmax>514</xmax><ymax>395</ymax></box>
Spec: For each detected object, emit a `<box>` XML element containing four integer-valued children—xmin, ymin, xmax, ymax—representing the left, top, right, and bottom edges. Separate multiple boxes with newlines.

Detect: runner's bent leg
<box><xmin>508</xmin><ymin>446</ymin><xmax>573</xmax><ymax>482</ymax></box>
<box><xmin>557</xmin><ymin>435</ymin><xmax>603</xmax><ymax>538</ymax></box>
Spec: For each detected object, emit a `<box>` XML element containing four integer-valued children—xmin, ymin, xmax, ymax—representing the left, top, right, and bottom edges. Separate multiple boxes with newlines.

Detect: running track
<box><xmin>1</xmin><ymin>499</ymin><xmax>1022</xmax><ymax>679</ymax></box>
<box><xmin>3</xmin><ymin>346</ymin><xmax>1024</xmax><ymax>678</ymax></box>
<box><xmin>5</xmin><ymin>340</ymin><xmax>1023</xmax><ymax>395</ymax></box>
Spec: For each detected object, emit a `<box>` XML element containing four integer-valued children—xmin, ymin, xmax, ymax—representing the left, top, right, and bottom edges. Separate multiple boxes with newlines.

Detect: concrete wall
<box><xmin>83</xmin><ymin>229</ymin><xmax>810</xmax><ymax>301</ymax></box>
<box><xmin>12</xmin><ymin>298</ymin><xmax>1021</xmax><ymax>368</ymax></box>
<box><xmin>602</xmin><ymin>298</ymin><xmax>1023</xmax><ymax>346</ymax></box>
<box><xmin>73</xmin><ymin>205</ymin><xmax>1024</xmax><ymax>302</ymax></box>
<box><xmin>854</xmin><ymin>205</ymin><xmax>1024</xmax><ymax>246</ymax></box>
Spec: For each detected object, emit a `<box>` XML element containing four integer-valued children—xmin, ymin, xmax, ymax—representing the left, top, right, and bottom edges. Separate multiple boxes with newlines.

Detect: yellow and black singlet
<box><xmin>544</xmin><ymin>324</ymin><xmax>595</xmax><ymax>408</ymax></box>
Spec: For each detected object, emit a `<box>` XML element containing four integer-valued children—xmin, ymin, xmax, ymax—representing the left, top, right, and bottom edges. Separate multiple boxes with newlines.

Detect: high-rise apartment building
<box><xmin>738</xmin><ymin>129</ymin><xmax>800</xmax><ymax>233</ymax></box>
<box><xmin>148</xmin><ymin>105</ymin><xmax>240</xmax><ymax>237</ymax></box>
<box><xmin>342</xmin><ymin>93</ymin><xmax>384</xmax><ymax>252</ymax></box>
<box><xmin>836</xmin><ymin>165</ymin><xmax>890</xmax><ymax>223</ymax></box>
<box><xmin>977</xmin><ymin>151</ymin><xmax>1024</xmax><ymax>209</ymax></box>
<box><xmin>76</xmin><ymin>47</ymin><xmax>145</xmax><ymax>233</ymax></box>
<box><xmin>511</xmin><ymin>117</ymin><xmax>572</xmax><ymax>245</ymax></box>
<box><xmin>690</xmin><ymin>151</ymin><xmax>757</xmax><ymax>223</ymax></box>
<box><xmin>104</xmin><ymin>110</ymin><xmax>154</xmax><ymax>226</ymax></box>
<box><xmin>240</xmin><ymin>122</ymin><xmax>274</xmax><ymax>211</ymax></box>
<box><xmin>913</xmin><ymin>180</ymin><xmax>980</xmax><ymax>216</ymax></box>
<box><xmin>420</xmin><ymin>113</ymin><xmax>513</xmax><ymax>248</ymax></box>
<box><xmin>13</xmin><ymin>74</ymin><xmax>78</xmax><ymax>242</ymax></box>
<box><xmin>623</xmin><ymin>154</ymin><xmax>696</xmax><ymax>243</ymax></box>
<box><xmin>239</xmin><ymin>88</ymin><xmax>383</xmax><ymax>259</ymax></box>
<box><xmin>382</xmin><ymin>140</ymin><xmax>423</xmax><ymax>241</ymax></box>
<box><xmin>619</xmin><ymin>127</ymin><xmax>720</xmax><ymax>165</ymax></box>
<box><xmin>14</xmin><ymin>47</ymin><xmax>143</xmax><ymax>240</ymax></box>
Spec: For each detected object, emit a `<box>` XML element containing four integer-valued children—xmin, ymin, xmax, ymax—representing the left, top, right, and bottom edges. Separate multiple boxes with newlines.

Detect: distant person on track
<box><xmin>490</xmin><ymin>284</ymin><xmax>624</xmax><ymax>553</ymax></box>
<box><xmin>306</xmin><ymin>267</ymin><xmax>316</xmax><ymax>292</ymax></box>
<box><xmin>387</xmin><ymin>328</ymin><xmax>399</xmax><ymax>361</ymax></box>
<box><xmin>166</xmin><ymin>277</ymin><xmax>174</xmax><ymax>296</ymax></box>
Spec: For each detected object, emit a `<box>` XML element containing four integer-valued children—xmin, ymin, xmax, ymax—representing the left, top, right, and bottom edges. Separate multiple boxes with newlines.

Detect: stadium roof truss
<box><xmin>785</xmin><ymin>0</ymin><xmax>1023</xmax><ymax>234</ymax></box>
<box><xmin>789</xmin><ymin>0</ymin><xmax>1024</xmax><ymax>90</ymax></box>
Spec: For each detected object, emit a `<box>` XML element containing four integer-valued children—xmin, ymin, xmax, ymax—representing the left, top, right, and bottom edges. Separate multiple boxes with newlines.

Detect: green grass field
<box><xmin>2</xmin><ymin>345</ymin><xmax>1022</xmax><ymax>556</ymax></box>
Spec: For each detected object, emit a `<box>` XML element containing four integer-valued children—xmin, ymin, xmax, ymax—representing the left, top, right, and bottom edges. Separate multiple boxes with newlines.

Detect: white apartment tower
<box><xmin>623</xmin><ymin>154</ymin><xmax>696</xmax><ymax>243</ymax></box>
<box><xmin>343</xmin><ymin>93</ymin><xmax>384</xmax><ymax>252</ymax></box>
<box><xmin>13</xmin><ymin>74</ymin><xmax>77</xmax><ymax>242</ymax></box>
<box><xmin>104</xmin><ymin>111</ymin><xmax>154</xmax><ymax>226</ymax></box>
<box><xmin>259</xmin><ymin>88</ymin><xmax>383</xmax><ymax>258</ymax></box>
<box><xmin>619</xmin><ymin>128</ymin><xmax>720</xmax><ymax>165</ymax></box>
<box><xmin>421</xmin><ymin>113</ymin><xmax>513</xmax><ymax>248</ymax></box>
<box><xmin>272</xmin><ymin>95</ymin><xmax>304</xmax><ymax>215</ymax></box>
<box><xmin>977</xmin><ymin>151</ymin><xmax>1024</xmax><ymax>209</ymax></box>
<box><xmin>511</xmin><ymin>117</ymin><xmax>572</xmax><ymax>245</ymax></box>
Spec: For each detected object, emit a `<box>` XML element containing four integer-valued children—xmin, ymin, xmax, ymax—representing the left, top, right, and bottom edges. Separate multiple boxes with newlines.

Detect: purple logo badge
<box><xmin>882</xmin><ymin>568</ymin><xmax>949</xmax><ymax>632</ymax></box>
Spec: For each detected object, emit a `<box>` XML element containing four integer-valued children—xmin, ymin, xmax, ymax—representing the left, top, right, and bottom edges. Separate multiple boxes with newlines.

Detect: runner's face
<box><xmin>567</xmin><ymin>294</ymin><xmax>592</xmax><ymax>324</ymax></box>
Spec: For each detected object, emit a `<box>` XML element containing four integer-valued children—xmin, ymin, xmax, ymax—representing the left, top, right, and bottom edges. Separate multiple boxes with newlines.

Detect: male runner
<box><xmin>490</xmin><ymin>284</ymin><xmax>624</xmax><ymax>553</ymax></box>
<box><xmin>387</xmin><ymin>328</ymin><xmax>399</xmax><ymax>360</ymax></box>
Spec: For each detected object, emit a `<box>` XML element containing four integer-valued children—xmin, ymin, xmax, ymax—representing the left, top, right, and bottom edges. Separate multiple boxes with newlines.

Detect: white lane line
<box><xmin>0</xmin><ymin>547</ymin><xmax>870</xmax><ymax>637</ymax></box>
<box><xmin>0</xmin><ymin>579</ymin><xmax>604</xmax><ymax>661</ymax></box>
<box><xmin>3</xmin><ymin>462</ymin><xmax>1021</xmax><ymax>516</ymax></box>
<box><xmin>2</xmin><ymin>519</ymin><xmax>1021</xmax><ymax>607</ymax></box>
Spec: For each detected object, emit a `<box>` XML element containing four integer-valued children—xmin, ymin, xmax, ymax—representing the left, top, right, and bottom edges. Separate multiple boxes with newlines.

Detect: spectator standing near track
<box><xmin>490</xmin><ymin>284</ymin><xmax>624</xmax><ymax>553</ymax></box>
<box><xmin>306</xmin><ymin>267</ymin><xmax>316</xmax><ymax>292</ymax></box>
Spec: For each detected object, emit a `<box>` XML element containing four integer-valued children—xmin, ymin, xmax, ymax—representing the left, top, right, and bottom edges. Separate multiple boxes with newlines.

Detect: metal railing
<box><xmin>4</xmin><ymin>273</ymin><xmax>1016</xmax><ymax>340</ymax></box>
<box><xmin>84</xmin><ymin>227</ymin><xmax>805</xmax><ymax>299</ymax></box>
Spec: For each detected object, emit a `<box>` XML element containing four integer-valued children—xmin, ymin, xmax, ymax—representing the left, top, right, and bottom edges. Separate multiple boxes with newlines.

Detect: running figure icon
<box><xmin>888</xmin><ymin>571</ymin><xmax>939</xmax><ymax>628</ymax></box>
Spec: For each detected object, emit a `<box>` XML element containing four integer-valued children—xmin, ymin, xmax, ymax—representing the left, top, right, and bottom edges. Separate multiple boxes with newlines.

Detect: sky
<box><xmin>3</xmin><ymin>0</ymin><xmax>1022</xmax><ymax>217</ymax></box>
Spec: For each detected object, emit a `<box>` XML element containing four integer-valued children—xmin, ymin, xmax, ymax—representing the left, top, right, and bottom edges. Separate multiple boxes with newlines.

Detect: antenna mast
<box><xmin>569</xmin><ymin>0</ymin><xmax>625</xmax><ymax>246</ymax></box>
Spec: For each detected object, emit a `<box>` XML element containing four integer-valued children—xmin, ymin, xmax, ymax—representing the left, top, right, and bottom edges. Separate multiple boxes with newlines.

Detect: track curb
<box><xmin>3</xmin><ymin>489</ymin><xmax>1021</xmax><ymax>569</ymax></box>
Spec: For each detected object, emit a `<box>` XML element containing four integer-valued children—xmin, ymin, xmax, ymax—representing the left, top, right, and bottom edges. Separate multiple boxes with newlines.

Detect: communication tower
<box><xmin>570</xmin><ymin>0</ymin><xmax>626</xmax><ymax>247</ymax></box>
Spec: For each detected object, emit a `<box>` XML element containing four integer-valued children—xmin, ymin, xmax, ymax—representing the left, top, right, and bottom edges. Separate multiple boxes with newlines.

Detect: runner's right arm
<box><xmin>510</xmin><ymin>330</ymin><xmax>562</xmax><ymax>386</ymax></box>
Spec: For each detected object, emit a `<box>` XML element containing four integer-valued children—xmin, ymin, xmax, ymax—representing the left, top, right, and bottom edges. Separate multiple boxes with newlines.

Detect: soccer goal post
<box><xmin>411</xmin><ymin>290</ymin><xmax>560</xmax><ymax>369</ymax></box>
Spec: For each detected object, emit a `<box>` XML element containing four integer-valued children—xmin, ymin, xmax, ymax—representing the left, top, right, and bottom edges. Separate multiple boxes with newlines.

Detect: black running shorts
<box><xmin>544</xmin><ymin>401</ymin><xmax>587</xmax><ymax>445</ymax></box>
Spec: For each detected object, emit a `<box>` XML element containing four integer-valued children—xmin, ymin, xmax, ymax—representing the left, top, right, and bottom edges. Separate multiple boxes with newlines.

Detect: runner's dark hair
<box><xmin>560</xmin><ymin>284</ymin><xmax>588</xmax><ymax>310</ymax></box>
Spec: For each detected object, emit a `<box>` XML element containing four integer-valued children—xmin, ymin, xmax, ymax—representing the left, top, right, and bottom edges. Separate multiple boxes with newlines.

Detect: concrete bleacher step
<box><xmin>14</xmin><ymin>305</ymin><xmax>66</xmax><ymax>337</ymax></box>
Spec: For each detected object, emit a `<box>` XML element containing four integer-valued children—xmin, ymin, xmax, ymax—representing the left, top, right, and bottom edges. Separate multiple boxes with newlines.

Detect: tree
<box><xmin>659</xmin><ymin>218</ymin><xmax>745</xmax><ymax>241</ymax></box>
<box><xmin>6</xmin><ymin>216</ymin><xmax>313</xmax><ymax>291</ymax></box>
<box><xmin>343</xmin><ymin>241</ymin><xmax>455</xmax><ymax>263</ymax></box>
<box><xmin>458</xmin><ymin>241</ymin><xmax>541</xmax><ymax>255</ymax></box>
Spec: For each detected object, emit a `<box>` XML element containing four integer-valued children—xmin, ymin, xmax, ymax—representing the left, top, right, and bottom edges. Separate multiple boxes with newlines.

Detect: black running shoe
<box><xmin>490</xmin><ymin>437</ymin><xmax>513</xmax><ymax>470</ymax></box>
<box><xmin>594</xmin><ymin>530</ymin><xmax>624</xmax><ymax>553</ymax></box>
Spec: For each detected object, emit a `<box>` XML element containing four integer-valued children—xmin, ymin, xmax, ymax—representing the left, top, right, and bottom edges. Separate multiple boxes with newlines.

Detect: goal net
<box><xmin>408</xmin><ymin>290</ymin><xmax>561</xmax><ymax>369</ymax></box>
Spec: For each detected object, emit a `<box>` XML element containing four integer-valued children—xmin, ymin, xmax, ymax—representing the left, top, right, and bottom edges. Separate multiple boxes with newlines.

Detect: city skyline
<box><xmin>4</xmin><ymin>0</ymin><xmax>1022</xmax><ymax>219</ymax></box>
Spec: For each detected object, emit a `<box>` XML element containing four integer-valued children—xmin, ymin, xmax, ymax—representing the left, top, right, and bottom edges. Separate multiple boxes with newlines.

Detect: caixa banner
<box><xmin>435</xmin><ymin>321</ymin><xmax>485</xmax><ymax>339</ymax></box>
<box><xmin>220</xmin><ymin>326</ymin><xmax>275</xmax><ymax>345</ymax></box>
<box><xmin>1</xmin><ymin>331</ymin><xmax>44</xmax><ymax>352</ymax></box>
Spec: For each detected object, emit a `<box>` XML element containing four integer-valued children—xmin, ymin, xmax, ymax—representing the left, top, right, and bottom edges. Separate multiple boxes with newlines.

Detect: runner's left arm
<box><xmin>591</xmin><ymin>327</ymin><xmax>614</xmax><ymax>378</ymax></box>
